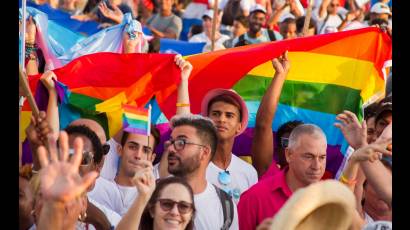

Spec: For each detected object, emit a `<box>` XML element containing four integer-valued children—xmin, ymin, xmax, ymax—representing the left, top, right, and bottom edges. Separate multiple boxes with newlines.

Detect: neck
<box><xmin>184</xmin><ymin>169</ymin><xmax>207</xmax><ymax>194</ymax></box>
<box><xmin>364</xmin><ymin>204</ymin><xmax>392</xmax><ymax>221</ymax></box>
<box><xmin>247</xmin><ymin>30</ymin><xmax>261</xmax><ymax>38</ymax></box>
<box><xmin>115</xmin><ymin>171</ymin><xmax>134</xmax><ymax>187</ymax></box>
<box><xmin>285</xmin><ymin>169</ymin><xmax>306</xmax><ymax>192</ymax></box>
<box><xmin>212</xmin><ymin>139</ymin><xmax>234</xmax><ymax>170</ymax></box>
<box><xmin>161</xmin><ymin>10</ymin><xmax>172</xmax><ymax>17</ymax></box>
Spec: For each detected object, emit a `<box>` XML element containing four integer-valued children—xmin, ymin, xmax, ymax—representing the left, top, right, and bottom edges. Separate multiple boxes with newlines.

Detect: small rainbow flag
<box><xmin>122</xmin><ymin>104</ymin><xmax>151</xmax><ymax>135</ymax></box>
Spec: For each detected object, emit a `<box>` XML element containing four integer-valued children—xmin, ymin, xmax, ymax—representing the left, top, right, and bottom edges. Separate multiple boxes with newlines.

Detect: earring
<box><xmin>78</xmin><ymin>212</ymin><xmax>88</xmax><ymax>222</ymax></box>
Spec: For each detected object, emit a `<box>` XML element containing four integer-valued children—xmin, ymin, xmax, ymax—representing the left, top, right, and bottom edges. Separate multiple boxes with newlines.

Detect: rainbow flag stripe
<box><xmin>122</xmin><ymin>104</ymin><xmax>150</xmax><ymax>135</ymax></box>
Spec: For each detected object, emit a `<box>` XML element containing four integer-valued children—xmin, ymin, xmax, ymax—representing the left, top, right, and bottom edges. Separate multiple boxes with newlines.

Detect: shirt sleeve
<box><xmin>166</xmin><ymin>16</ymin><xmax>183</xmax><ymax>39</ymax></box>
<box><xmin>238</xmin><ymin>190</ymin><xmax>258</xmax><ymax>230</ymax></box>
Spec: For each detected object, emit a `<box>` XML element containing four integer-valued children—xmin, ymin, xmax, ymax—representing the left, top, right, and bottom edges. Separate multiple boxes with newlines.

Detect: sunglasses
<box><xmin>157</xmin><ymin>198</ymin><xmax>194</xmax><ymax>214</ymax></box>
<box><xmin>330</xmin><ymin>3</ymin><xmax>340</xmax><ymax>7</ymax></box>
<box><xmin>218</xmin><ymin>170</ymin><xmax>231</xmax><ymax>186</ymax></box>
<box><xmin>280</xmin><ymin>137</ymin><xmax>289</xmax><ymax>148</ymax></box>
<box><xmin>69</xmin><ymin>149</ymin><xmax>94</xmax><ymax>166</ymax></box>
<box><xmin>164</xmin><ymin>139</ymin><xmax>207</xmax><ymax>151</ymax></box>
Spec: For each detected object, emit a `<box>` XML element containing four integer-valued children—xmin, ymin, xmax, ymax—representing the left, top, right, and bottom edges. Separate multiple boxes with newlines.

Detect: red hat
<box><xmin>201</xmin><ymin>88</ymin><xmax>249</xmax><ymax>136</ymax></box>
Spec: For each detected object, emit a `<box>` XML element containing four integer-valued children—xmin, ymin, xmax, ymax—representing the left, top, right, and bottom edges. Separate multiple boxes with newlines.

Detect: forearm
<box><xmin>115</xmin><ymin>195</ymin><xmax>149</xmax><ymax>230</ymax></box>
<box><xmin>37</xmin><ymin>201</ymin><xmax>65</xmax><ymax>230</ymax></box>
<box><xmin>268</xmin><ymin>8</ymin><xmax>285</xmax><ymax>28</ymax></box>
<box><xmin>47</xmin><ymin>90</ymin><xmax>60</xmax><ymax>140</ymax></box>
<box><xmin>340</xmin><ymin>158</ymin><xmax>360</xmax><ymax>191</ymax></box>
<box><xmin>337</xmin><ymin>20</ymin><xmax>349</xmax><ymax>31</ymax></box>
<box><xmin>360</xmin><ymin>160</ymin><xmax>392</xmax><ymax>204</ymax></box>
<box><xmin>85</xmin><ymin>200</ymin><xmax>112</xmax><ymax>230</ymax></box>
<box><xmin>319</xmin><ymin>3</ymin><xmax>328</xmax><ymax>18</ymax></box>
<box><xmin>252</xmin><ymin>72</ymin><xmax>286</xmax><ymax>175</ymax></box>
<box><xmin>176</xmin><ymin>78</ymin><xmax>191</xmax><ymax>115</ymax></box>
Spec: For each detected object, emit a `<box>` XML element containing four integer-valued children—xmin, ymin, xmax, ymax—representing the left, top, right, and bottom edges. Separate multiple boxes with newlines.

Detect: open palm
<box><xmin>38</xmin><ymin>131</ymin><xmax>98</xmax><ymax>203</ymax></box>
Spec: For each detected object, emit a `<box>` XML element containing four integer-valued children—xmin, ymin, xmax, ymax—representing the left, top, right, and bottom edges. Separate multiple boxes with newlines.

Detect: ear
<box><xmin>285</xmin><ymin>148</ymin><xmax>292</xmax><ymax>164</ymax></box>
<box><xmin>117</xmin><ymin>144</ymin><xmax>123</xmax><ymax>157</ymax></box>
<box><xmin>151</xmin><ymin>153</ymin><xmax>157</xmax><ymax>163</ymax></box>
<box><xmin>149</xmin><ymin>206</ymin><xmax>155</xmax><ymax>218</ymax></box>
<box><xmin>235</xmin><ymin>122</ymin><xmax>243</xmax><ymax>135</ymax></box>
<box><xmin>201</xmin><ymin>146</ymin><xmax>212</xmax><ymax>162</ymax></box>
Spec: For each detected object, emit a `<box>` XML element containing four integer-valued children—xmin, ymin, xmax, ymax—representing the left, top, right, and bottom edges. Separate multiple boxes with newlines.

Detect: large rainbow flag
<box><xmin>22</xmin><ymin>27</ymin><xmax>392</xmax><ymax>176</ymax></box>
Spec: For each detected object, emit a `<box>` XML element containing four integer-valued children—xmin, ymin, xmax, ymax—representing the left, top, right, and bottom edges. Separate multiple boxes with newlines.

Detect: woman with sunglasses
<box><xmin>117</xmin><ymin>175</ymin><xmax>196</xmax><ymax>230</ymax></box>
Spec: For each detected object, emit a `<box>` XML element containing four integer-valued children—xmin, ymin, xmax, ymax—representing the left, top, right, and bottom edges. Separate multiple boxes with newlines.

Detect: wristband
<box><xmin>339</xmin><ymin>174</ymin><xmax>357</xmax><ymax>186</ymax></box>
<box><xmin>176</xmin><ymin>103</ymin><xmax>190</xmax><ymax>107</ymax></box>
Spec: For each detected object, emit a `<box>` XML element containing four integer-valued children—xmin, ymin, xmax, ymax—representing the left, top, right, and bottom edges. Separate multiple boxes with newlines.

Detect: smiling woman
<box><xmin>140</xmin><ymin>177</ymin><xmax>196</xmax><ymax>230</ymax></box>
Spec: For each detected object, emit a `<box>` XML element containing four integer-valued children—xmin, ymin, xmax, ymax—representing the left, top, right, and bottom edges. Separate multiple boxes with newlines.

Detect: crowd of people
<box><xmin>19</xmin><ymin>0</ymin><xmax>392</xmax><ymax>229</ymax></box>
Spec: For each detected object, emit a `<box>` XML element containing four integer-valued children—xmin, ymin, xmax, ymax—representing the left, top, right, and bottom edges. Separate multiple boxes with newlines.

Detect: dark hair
<box><xmin>234</xmin><ymin>38</ymin><xmax>251</xmax><ymax>47</ymax></box>
<box><xmin>234</xmin><ymin>15</ymin><xmax>249</xmax><ymax>28</ymax></box>
<box><xmin>296</xmin><ymin>16</ymin><xmax>317</xmax><ymax>34</ymax></box>
<box><xmin>170</xmin><ymin>115</ymin><xmax>218</xmax><ymax>159</ymax></box>
<box><xmin>64</xmin><ymin>125</ymin><xmax>104</xmax><ymax>164</ymax></box>
<box><xmin>364</xmin><ymin>102</ymin><xmax>379</xmax><ymax>120</ymax></box>
<box><xmin>148</xmin><ymin>37</ymin><xmax>161</xmax><ymax>53</ymax></box>
<box><xmin>207</xmin><ymin>94</ymin><xmax>243</xmax><ymax>121</ymax></box>
<box><xmin>190</xmin><ymin>24</ymin><xmax>203</xmax><ymax>36</ymax></box>
<box><xmin>140</xmin><ymin>177</ymin><xmax>196</xmax><ymax>230</ymax></box>
<box><xmin>369</xmin><ymin>18</ymin><xmax>389</xmax><ymax>27</ymax></box>
<box><xmin>121</xmin><ymin>124</ymin><xmax>161</xmax><ymax>149</ymax></box>
<box><xmin>275</xmin><ymin>120</ymin><xmax>303</xmax><ymax>168</ymax></box>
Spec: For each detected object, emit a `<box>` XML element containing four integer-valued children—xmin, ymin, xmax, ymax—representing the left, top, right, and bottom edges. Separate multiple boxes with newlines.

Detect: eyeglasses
<box><xmin>280</xmin><ymin>137</ymin><xmax>289</xmax><ymax>148</ymax></box>
<box><xmin>69</xmin><ymin>149</ymin><xmax>94</xmax><ymax>166</ymax></box>
<box><xmin>164</xmin><ymin>139</ymin><xmax>207</xmax><ymax>151</ymax></box>
<box><xmin>157</xmin><ymin>199</ymin><xmax>194</xmax><ymax>214</ymax></box>
<box><xmin>102</xmin><ymin>143</ymin><xmax>110</xmax><ymax>155</ymax></box>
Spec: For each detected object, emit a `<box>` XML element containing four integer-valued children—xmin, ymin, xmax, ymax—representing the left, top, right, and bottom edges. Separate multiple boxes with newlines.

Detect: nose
<box><xmin>169</xmin><ymin>203</ymin><xmax>180</xmax><ymax>215</ymax></box>
<box><xmin>311</xmin><ymin>157</ymin><xmax>320</xmax><ymax>170</ymax></box>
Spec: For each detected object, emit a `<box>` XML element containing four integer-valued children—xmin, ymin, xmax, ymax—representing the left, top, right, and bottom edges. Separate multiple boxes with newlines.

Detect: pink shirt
<box><xmin>238</xmin><ymin>169</ymin><xmax>292</xmax><ymax>230</ymax></box>
<box><xmin>259</xmin><ymin>162</ymin><xmax>281</xmax><ymax>180</ymax></box>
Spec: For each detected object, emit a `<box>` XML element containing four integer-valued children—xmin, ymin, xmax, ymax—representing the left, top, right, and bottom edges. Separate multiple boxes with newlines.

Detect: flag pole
<box><xmin>210</xmin><ymin>0</ymin><xmax>219</xmax><ymax>51</ymax></box>
<box><xmin>19</xmin><ymin>0</ymin><xmax>27</xmax><ymax>168</ymax></box>
<box><xmin>302</xmin><ymin>0</ymin><xmax>314</xmax><ymax>37</ymax></box>
<box><xmin>147</xmin><ymin>104</ymin><xmax>152</xmax><ymax>149</ymax></box>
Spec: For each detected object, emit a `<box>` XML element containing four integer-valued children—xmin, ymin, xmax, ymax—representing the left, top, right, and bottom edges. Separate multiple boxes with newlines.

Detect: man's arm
<box><xmin>175</xmin><ymin>55</ymin><xmax>193</xmax><ymax>115</ymax></box>
<box><xmin>252</xmin><ymin>51</ymin><xmax>290</xmax><ymax>177</ymax></box>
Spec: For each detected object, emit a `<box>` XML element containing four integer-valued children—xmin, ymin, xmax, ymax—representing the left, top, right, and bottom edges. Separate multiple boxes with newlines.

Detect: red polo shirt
<box><xmin>238</xmin><ymin>169</ymin><xmax>292</xmax><ymax>230</ymax></box>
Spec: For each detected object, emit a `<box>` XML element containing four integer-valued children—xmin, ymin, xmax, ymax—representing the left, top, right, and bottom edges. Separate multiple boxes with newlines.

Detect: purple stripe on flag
<box><xmin>153</xmin><ymin>123</ymin><xmax>344</xmax><ymax>176</ymax></box>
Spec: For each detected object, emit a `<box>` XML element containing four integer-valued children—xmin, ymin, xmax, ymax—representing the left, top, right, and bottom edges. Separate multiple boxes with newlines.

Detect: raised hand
<box><xmin>350</xmin><ymin>137</ymin><xmax>392</xmax><ymax>163</ymax></box>
<box><xmin>26</xmin><ymin>111</ymin><xmax>51</xmax><ymax>147</ymax></box>
<box><xmin>123</xmin><ymin>30</ymin><xmax>142</xmax><ymax>54</ymax></box>
<box><xmin>132</xmin><ymin>160</ymin><xmax>155</xmax><ymax>199</ymax></box>
<box><xmin>25</xmin><ymin>16</ymin><xmax>37</xmax><ymax>44</ymax></box>
<box><xmin>38</xmin><ymin>131</ymin><xmax>98</xmax><ymax>203</ymax></box>
<box><xmin>98</xmin><ymin>1</ymin><xmax>124</xmax><ymax>24</ymax></box>
<box><xmin>271</xmin><ymin>51</ymin><xmax>290</xmax><ymax>75</ymax></box>
<box><xmin>174</xmin><ymin>54</ymin><xmax>193</xmax><ymax>81</ymax></box>
<box><xmin>334</xmin><ymin>110</ymin><xmax>367</xmax><ymax>149</ymax></box>
<box><xmin>40</xmin><ymin>71</ymin><xmax>57</xmax><ymax>91</ymax></box>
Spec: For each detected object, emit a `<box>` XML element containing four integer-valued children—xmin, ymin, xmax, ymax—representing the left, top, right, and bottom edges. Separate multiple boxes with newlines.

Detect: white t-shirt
<box><xmin>189</xmin><ymin>32</ymin><xmax>231</xmax><ymax>51</ymax></box>
<box><xmin>100</xmin><ymin>138</ymin><xmax>120</xmax><ymax>181</ymax></box>
<box><xmin>218</xmin><ymin>0</ymin><xmax>255</xmax><ymax>13</ymax></box>
<box><xmin>206</xmin><ymin>154</ymin><xmax>258</xmax><ymax>204</ymax></box>
<box><xmin>194</xmin><ymin>182</ymin><xmax>239</xmax><ymax>230</ymax></box>
<box><xmin>314</xmin><ymin>8</ymin><xmax>347</xmax><ymax>34</ymax></box>
<box><xmin>89</xmin><ymin>197</ymin><xmax>122</xmax><ymax>227</ymax></box>
<box><xmin>88</xmin><ymin>177</ymin><xmax>138</xmax><ymax>216</ymax></box>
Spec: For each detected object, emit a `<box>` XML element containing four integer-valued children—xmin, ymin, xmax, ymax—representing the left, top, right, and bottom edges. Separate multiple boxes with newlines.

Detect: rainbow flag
<box><xmin>22</xmin><ymin>28</ymin><xmax>392</xmax><ymax>177</ymax></box>
<box><xmin>122</xmin><ymin>104</ymin><xmax>151</xmax><ymax>135</ymax></box>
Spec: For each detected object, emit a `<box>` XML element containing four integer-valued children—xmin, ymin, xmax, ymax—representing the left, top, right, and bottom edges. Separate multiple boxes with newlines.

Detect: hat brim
<box><xmin>201</xmin><ymin>88</ymin><xmax>248</xmax><ymax>136</ymax></box>
<box><xmin>271</xmin><ymin>180</ymin><xmax>356</xmax><ymax>229</ymax></box>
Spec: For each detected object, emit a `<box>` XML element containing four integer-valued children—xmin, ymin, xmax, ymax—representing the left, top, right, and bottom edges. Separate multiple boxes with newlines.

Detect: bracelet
<box><xmin>25</xmin><ymin>43</ymin><xmax>38</xmax><ymax>58</ymax></box>
<box><xmin>176</xmin><ymin>103</ymin><xmax>190</xmax><ymax>107</ymax></box>
<box><xmin>339</xmin><ymin>174</ymin><xmax>357</xmax><ymax>186</ymax></box>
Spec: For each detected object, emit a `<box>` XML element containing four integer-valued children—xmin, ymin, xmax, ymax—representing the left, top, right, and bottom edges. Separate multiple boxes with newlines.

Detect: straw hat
<box><xmin>270</xmin><ymin>180</ymin><xmax>356</xmax><ymax>230</ymax></box>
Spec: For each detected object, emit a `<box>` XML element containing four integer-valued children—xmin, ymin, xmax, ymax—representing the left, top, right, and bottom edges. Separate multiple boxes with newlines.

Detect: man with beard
<box><xmin>166</xmin><ymin>114</ymin><xmax>239</xmax><ymax>230</ymax></box>
<box><xmin>232</xmin><ymin>4</ymin><xmax>280</xmax><ymax>47</ymax></box>
<box><xmin>88</xmin><ymin>128</ymin><xmax>160</xmax><ymax>216</ymax></box>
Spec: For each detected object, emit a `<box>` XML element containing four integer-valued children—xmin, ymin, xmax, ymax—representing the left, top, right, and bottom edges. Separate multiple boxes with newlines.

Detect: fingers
<box><xmin>37</xmin><ymin>146</ymin><xmax>50</xmax><ymax>168</ymax></box>
<box><xmin>78</xmin><ymin>171</ymin><xmax>99</xmax><ymax>193</ymax></box>
<box><xmin>59</xmin><ymin>131</ymin><xmax>69</xmax><ymax>161</ymax></box>
<box><xmin>343</xmin><ymin>110</ymin><xmax>360</xmax><ymax>124</ymax></box>
<box><xmin>48</xmin><ymin>133</ymin><xmax>59</xmax><ymax>163</ymax></box>
<box><xmin>70</xmin><ymin>136</ymin><xmax>84</xmax><ymax>171</ymax></box>
<box><xmin>283</xmin><ymin>50</ymin><xmax>288</xmax><ymax>61</ymax></box>
<box><xmin>136</xmin><ymin>160</ymin><xmax>153</xmax><ymax>169</ymax></box>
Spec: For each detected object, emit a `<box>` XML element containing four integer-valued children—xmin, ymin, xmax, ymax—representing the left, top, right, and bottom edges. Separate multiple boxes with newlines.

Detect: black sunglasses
<box><xmin>157</xmin><ymin>198</ymin><xmax>194</xmax><ymax>214</ymax></box>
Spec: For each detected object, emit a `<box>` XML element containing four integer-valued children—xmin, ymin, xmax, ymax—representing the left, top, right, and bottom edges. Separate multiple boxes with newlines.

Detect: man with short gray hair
<box><xmin>238</xmin><ymin>124</ymin><xmax>328</xmax><ymax>230</ymax></box>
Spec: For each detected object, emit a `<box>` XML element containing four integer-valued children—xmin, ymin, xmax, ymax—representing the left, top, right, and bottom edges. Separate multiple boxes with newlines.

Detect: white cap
<box><xmin>370</xmin><ymin>2</ymin><xmax>391</xmax><ymax>15</ymax></box>
<box><xmin>202</xmin><ymin>9</ymin><xmax>214</xmax><ymax>20</ymax></box>
<box><xmin>250</xmin><ymin>4</ymin><xmax>267</xmax><ymax>14</ymax></box>
<box><xmin>279</xmin><ymin>12</ymin><xmax>296</xmax><ymax>23</ymax></box>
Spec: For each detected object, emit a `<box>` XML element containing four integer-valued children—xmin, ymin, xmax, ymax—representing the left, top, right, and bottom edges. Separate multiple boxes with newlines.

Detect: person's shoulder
<box><xmin>189</xmin><ymin>32</ymin><xmax>207</xmax><ymax>42</ymax></box>
<box><xmin>241</xmin><ymin>176</ymin><xmax>274</xmax><ymax>198</ymax></box>
<box><xmin>171</xmin><ymin>13</ymin><xmax>182</xmax><ymax>23</ymax></box>
<box><xmin>231</xmin><ymin>155</ymin><xmax>257</xmax><ymax>172</ymax></box>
